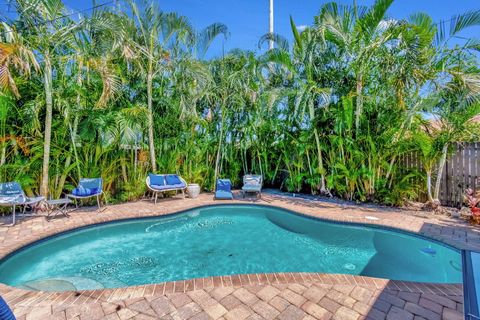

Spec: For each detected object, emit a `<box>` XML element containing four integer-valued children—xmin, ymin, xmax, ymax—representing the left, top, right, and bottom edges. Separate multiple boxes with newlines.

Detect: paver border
<box><xmin>0</xmin><ymin>196</ymin><xmax>470</xmax><ymax>312</ymax></box>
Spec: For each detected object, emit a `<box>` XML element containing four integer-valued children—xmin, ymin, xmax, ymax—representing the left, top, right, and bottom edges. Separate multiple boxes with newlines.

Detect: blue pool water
<box><xmin>0</xmin><ymin>205</ymin><xmax>462</xmax><ymax>291</ymax></box>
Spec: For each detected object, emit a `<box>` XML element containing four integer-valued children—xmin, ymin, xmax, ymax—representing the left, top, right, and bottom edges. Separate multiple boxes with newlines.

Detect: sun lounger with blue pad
<box><xmin>215</xmin><ymin>179</ymin><xmax>233</xmax><ymax>200</ymax></box>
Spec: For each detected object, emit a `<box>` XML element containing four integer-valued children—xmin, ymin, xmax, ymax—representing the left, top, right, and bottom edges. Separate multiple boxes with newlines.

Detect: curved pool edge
<box><xmin>0</xmin><ymin>199</ymin><xmax>470</xmax><ymax>296</ymax></box>
<box><xmin>0</xmin><ymin>272</ymin><xmax>463</xmax><ymax>309</ymax></box>
<box><xmin>0</xmin><ymin>202</ymin><xmax>465</xmax><ymax>264</ymax></box>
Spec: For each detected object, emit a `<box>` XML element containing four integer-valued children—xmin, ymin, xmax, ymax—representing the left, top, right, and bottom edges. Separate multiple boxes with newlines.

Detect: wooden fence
<box><xmin>401</xmin><ymin>142</ymin><xmax>480</xmax><ymax>207</ymax></box>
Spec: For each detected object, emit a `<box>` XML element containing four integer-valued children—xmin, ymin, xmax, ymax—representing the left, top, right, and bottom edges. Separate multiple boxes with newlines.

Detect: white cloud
<box><xmin>296</xmin><ymin>25</ymin><xmax>307</xmax><ymax>32</ymax></box>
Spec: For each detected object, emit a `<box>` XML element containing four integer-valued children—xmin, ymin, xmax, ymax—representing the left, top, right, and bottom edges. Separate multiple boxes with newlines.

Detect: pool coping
<box><xmin>0</xmin><ymin>272</ymin><xmax>463</xmax><ymax>310</ymax></box>
<box><xmin>0</xmin><ymin>194</ymin><xmax>475</xmax><ymax>311</ymax></box>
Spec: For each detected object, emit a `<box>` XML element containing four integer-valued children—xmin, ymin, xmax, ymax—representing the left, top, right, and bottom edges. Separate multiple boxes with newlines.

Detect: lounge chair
<box><xmin>0</xmin><ymin>182</ymin><xmax>44</xmax><ymax>225</ymax></box>
<box><xmin>146</xmin><ymin>174</ymin><xmax>187</xmax><ymax>204</ymax></box>
<box><xmin>67</xmin><ymin>178</ymin><xmax>105</xmax><ymax>209</ymax></box>
<box><xmin>241</xmin><ymin>174</ymin><xmax>263</xmax><ymax>198</ymax></box>
<box><xmin>215</xmin><ymin>179</ymin><xmax>233</xmax><ymax>200</ymax></box>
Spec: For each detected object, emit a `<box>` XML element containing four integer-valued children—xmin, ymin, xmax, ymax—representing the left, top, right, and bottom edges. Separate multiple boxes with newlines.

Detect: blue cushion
<box><xmin>215</xmin><ymin>190</ymin><xmax>233</xmax><ymax>200</ymax></box>
<box><xmin>216</xmin><ymin>179</ymin><xmax>231</xmax><ymax>192</ymax></box>
<box><xmin>0</xmin><ymin>296</ymin><xmax>15</xmax><ymax>320</ymax></box>
<box><xmin>242</xmin><ymin>185</ymin><xmax>261</xmax><ymax>192</ymax></box>
<box><xmin>149</xmin><ymin>184</ymin><xmax>171</xmax><ymax>191</ymax></box>
<box><xmin>165</xmin><ymin>175</ymin><xmax>182</xmax><ymax>185</ymax></box>
<box><xmin>72</xmin><ymin>186</ymin><xmax>100</xmax><ymax>196</ymax></box>
<box><xmin>150</xmin><ymin>183</ymin><xmax>185</xmax><ymax>191</ymax></box>
<box><xmin>0</xmin><ymin>182</ymin><xmax>23</xmax><ymax>197</ymax></box>
<box><xmin>149</xmin><ymin>174</ymin><xmax>165</xmax><ymax>186</ymax></box>
<box><xmin>79</xmin><ymin>178</ymin><xmax>102</xmax><ymax>190</ymax></box>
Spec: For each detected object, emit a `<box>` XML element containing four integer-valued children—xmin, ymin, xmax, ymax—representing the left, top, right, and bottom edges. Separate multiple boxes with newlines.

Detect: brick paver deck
<box><xmin>0</xmin><ymin>191</ymin><xmax>477</xmax><ymax>320</ymax></box>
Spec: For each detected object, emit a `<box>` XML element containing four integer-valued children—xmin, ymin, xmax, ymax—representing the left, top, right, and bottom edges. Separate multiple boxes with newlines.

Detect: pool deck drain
<box><xmin>0</xmin><ymin>191</ymin><xmax>477</xmax><ymax>320</ymax></box>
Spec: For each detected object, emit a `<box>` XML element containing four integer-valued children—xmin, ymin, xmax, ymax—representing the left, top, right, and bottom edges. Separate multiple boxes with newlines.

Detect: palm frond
<box><xmin>258</xmin><ymin>32</ymin><xmax>289</xmax><ymax>51</ymax></box>
<box><xmin>196</xmin><ymin>23</ymin><xmax>229</xmax><ymax>58</ymax></box>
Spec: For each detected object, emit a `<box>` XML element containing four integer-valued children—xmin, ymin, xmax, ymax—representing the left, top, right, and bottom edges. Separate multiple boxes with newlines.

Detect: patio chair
<box><xmin>214</xmin><ymin>179</ymin><xmax>233</xmax><ymax>200</ymax></box>
<box><xmin>67</xmin><ymin>178</ymin><xmax>105</xmax><ymax>209</ymax></box>
<box><xmin>0</xmin><ymin>182</ymin><xmax>44</xmax><ymax>225</ymax></box>
<box><xmin>146</xmin><ymin>174</ymin><xmax>187</xmax><ymax>204</ymax></box>
<box><xmin>241</xmin><ymin>174</ymin><xmax>263</xmax><ymax>199</ymax></box>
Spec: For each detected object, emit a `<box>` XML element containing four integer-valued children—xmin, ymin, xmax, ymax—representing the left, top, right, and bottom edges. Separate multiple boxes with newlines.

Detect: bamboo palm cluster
<box><xmin>0</xmin><ymin>0</ymin><xmax>479</xmax><ymax>206</ymax></box>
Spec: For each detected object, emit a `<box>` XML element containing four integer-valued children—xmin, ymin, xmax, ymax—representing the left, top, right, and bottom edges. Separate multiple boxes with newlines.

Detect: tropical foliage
<box><xmin>1</xmin><ymin>0</ymin><xmax>479</xmax><ymax>206</ymax></box>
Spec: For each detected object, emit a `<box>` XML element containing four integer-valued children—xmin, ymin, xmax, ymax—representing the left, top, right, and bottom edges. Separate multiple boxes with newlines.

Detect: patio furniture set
<box><xmin>0</xmin><ymin>179</ymin><xmax>105</xmax><ymax>225</ymax></box>
<box><xmin>0</xmin><ymin>174</ymin><xmax>262</xmax><ymax>225</ymax></box>
<box><xmin>146</xmin><ymin>173</ymin><xmax>262</xmax><ymax>201</ymax></box>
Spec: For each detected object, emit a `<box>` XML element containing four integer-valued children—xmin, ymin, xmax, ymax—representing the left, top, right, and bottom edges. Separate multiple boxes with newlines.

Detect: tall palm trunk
<box><xmin>40</xmin><ymin>55</ymin><xmax>53</xmax><ymax>197</ymax></box>
<box><xmin>0</xmin><ymin>145</ymin><xmax>5</xmax><ymax>166</ymax></box>
<box><xmin>309</xmin><ymin>102</ymin><xmax>329</xmax><ymax>195</ymax></box>
<box><xmin>57</xmin><ymin>70</ymin><xmax>83</xmax><ymax>197</ymax></box>
<box><xmin>214</xmin><ymin>107</ymin><xmax>225</xmax><ymax>186</ymax></box>
<box><xmin>56</xmin><ymin>115</ymin><xmax>80</xmax><ymax>198</ymax></box>
<box><xmin>355</xmin><ymin>72</ymin><xmax>363</xmax><ymax>132</ymax></box>
<box><xmin>313</xmin><ymin>128</ymin><xmax>328</xmax><ymax>194</ymax></box>
<box><xmin>147</xmin><ymin>66</ymin><xmax>157</xmax><ymax>172</ymax></box>
<box><xmin>426</xmin><ymin>169</ymin><xmax>433</xmax><ymax>202</ymax></box>
<box><xmin>434</xmin><ymin>144</ymin><xmax>448</xmax><ymax>200</ymax></box>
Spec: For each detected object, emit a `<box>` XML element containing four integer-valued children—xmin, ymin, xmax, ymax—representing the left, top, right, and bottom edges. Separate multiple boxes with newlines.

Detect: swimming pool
<box><xmin>0</xmin><ymin>205</ymin><xmax>462</xmax><ymax>291</ymax></box>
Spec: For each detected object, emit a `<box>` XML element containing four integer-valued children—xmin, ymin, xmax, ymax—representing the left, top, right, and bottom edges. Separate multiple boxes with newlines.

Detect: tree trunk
<box><xmin>40</xmin><ymin>56</ymin><xmax>53</xmax><ymax>198</ymax></box>
<box><xmin>0</xmin><ymin>144</ymin><xmax>5</xmax><ymax>166</ymax></box>
<box><xmin>147</xmin><ymin>70</ymin><xmax>157</xmax><ymax>172</ymax></box>
<box><xmin>434</xmin><ymin>144</ymin><xmax>448</xmax><ymax>200</ymax></box>
<box><xmin>57</xmin><ymin>152</ymin><xmax>72</xmax><ymax>199</ymax></box>
<box><xmin>57</xmin><ymin>115</ymin><xmax>80</xmax><ymax>198</ymax></box>
<box><xmin>355</xmin><ymin>72</ymin><xmax>363</xmax><ymax>132</ymax></box>
<box><xmin>313</xmin><ymin>128</ymin><xmax>329</xmax><ymax>195</ymax></box>
<box><xmin>214</xmin><ymin>110</ymin><xmax>225</xmax><ymax>187</ymax></box>
<box><xmin>426</xmin><ymin>170</ymin><xmax>433</xmax><ymax>202</ymax></box>
<box><xmin>57</xmin><ymin>69</ymin><xmax>83</xmax><ymax>197</ymax></box>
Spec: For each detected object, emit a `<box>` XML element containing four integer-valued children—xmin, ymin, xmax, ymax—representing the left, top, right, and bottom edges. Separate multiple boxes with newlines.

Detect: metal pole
<box><xmin>269</xmin><ymin>0</ymin><xmax>274</xmax><ymax>50</ymax></box>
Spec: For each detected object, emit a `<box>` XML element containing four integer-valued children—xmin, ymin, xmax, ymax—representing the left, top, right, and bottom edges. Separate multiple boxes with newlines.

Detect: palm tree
<box><xmin>54</xmin><ymin>9</ymin><xmax>121</xmax><ymax>196</ymax></box>
<box><xmin>16</xmin><ymin>0</ymin><xmax>78</xmax><ymax>197</ymax></box>
<box><xmin>0</xmin><ymin>22</ymin><xmax>39</xmax><ymax>98</ymax></box>
<box><xmin>122</xmin><ymin>0</ymin><xmax>195</xmax><ymax>173</ymax></box>
<box><xmin>262</xmin><ymin>19</ymin><xmax>332</xmax><ymax>194</ymax></box>
<box><xmin>417</xmin><ymin>10</ymin><xmax>480</xmax><ymax>207</ymax></box>
<box><xmin>314</xmin><ymin>0</ymin><xmax>398</xmax><ymax>132</ymax></box>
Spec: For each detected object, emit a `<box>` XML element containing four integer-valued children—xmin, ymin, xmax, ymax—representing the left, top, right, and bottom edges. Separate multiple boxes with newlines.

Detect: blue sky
<box><xmin>7</xmin><ymin>0</ymin><xmax>480</xmax><ymax>57</ymax></box>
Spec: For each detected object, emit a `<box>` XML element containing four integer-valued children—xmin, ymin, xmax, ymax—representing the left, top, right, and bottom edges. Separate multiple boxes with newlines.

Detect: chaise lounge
<box><xmin>214</xmin><ymin>179</ymin><xmax>233</xmax><ymax>200</ymax></box>
<box><xmin>242</xmin><ymin>174</ymin><xmax>263</xmax><ymax>199</ymax></box>
<box><xmin>0</xmin><ymin>182</ymin><xmax>44</xmax><ymax>225</ymax></box>
<box><xmin>146</xmin><ymin>174</ymin><xmax>187</xmax><ymax>204</ymax></box>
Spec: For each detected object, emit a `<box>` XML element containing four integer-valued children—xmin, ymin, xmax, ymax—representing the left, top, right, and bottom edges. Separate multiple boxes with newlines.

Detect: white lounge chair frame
<box><xmin>241</xmin><ymin>174</ymin><xmax>263</xmax><ymax>199</ymax></box>
<box><xmin>67</xmin><ymin>178</ymin><xmax>105</xmax><ymax>209</ymax></box>
<box><xmin>146</xmin><ymin>175</ymin><xmax>187</xmax><ymax>204</ymax></box>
